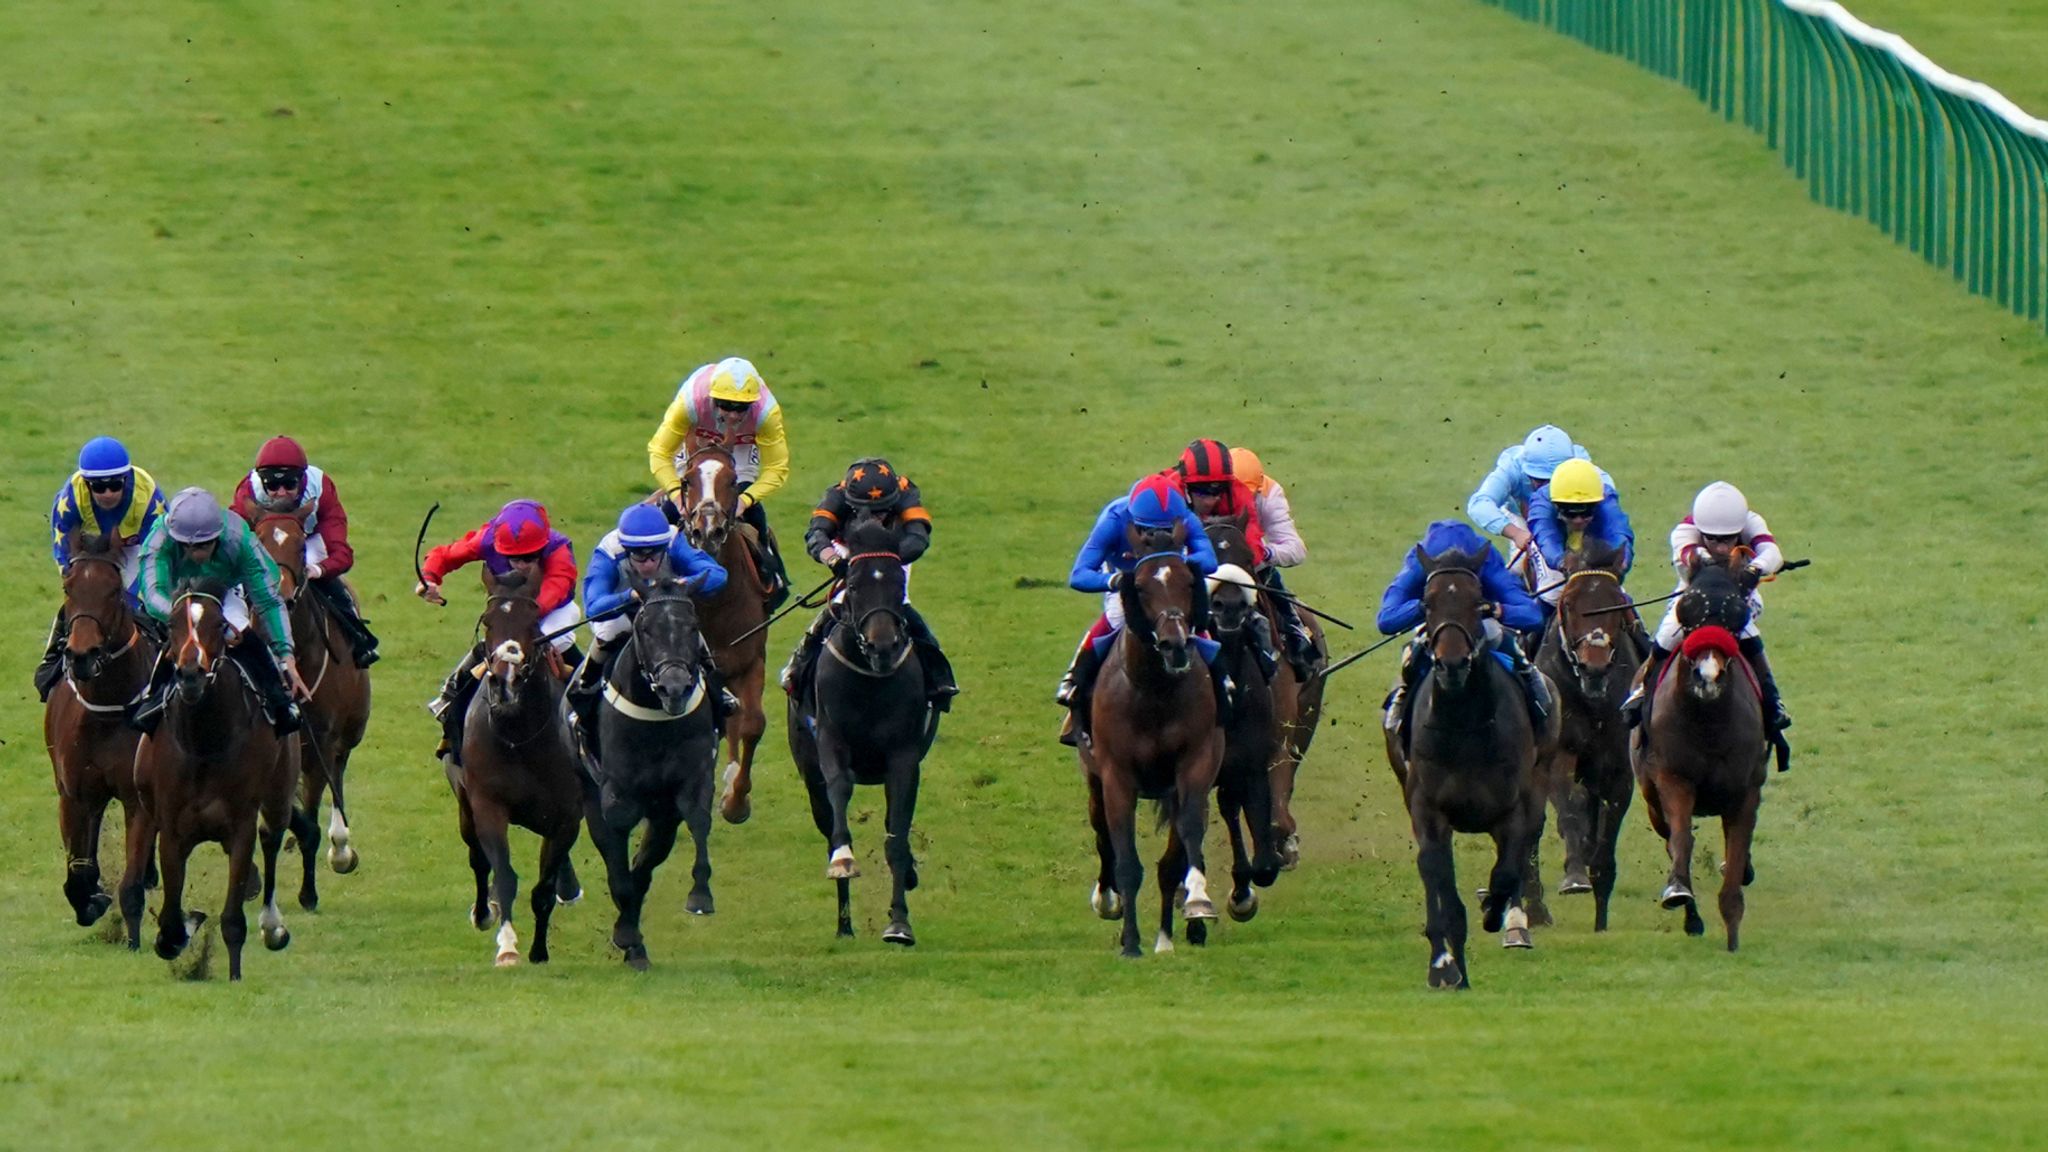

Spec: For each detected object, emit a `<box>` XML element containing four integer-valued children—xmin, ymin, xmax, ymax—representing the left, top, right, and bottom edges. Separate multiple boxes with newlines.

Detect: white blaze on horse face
<box><xmin>695</xmin><ymin>456</ymin><xmax>725</xmax><ymax>499</ymax></box>
<box><xmin>272</xmin><ymin>525</ymin><xmax>290</xmax><ymax>547</ymax></box>
<box><xmin>1698</xmin><ymin>652</ymin><xmax>1723</xmax><ymax>684</ymax></box>
<box><xmin>1152</xmin><ymin>565</ymin><xmax>1172</xmax><ymax>588</ymax></box>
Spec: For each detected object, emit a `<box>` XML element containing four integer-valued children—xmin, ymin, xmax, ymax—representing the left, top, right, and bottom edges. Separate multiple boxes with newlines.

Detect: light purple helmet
<box><xmin>1521</xmin><ymin>425</ymin><xmax>1576</xmax><ymax>480</ymax></box>
<box><xmin>165</xmin><ymin>487</ymin><xmax>225</xmax><ymax>544</ymax></box>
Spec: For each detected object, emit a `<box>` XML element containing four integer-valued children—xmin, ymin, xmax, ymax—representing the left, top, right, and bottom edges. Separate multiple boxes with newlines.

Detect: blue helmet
<box><xmin>78</xmin><ymin>436</ymin><xmax>132</xmax><ymax>479</ymax></box>
<box><xmin>1127</xmin><ymin>474</ymin><xmax>1188</xmax><ymax>529</ymax></box>
<box><xmin>1521</xmin><ymin>425</ymin><xmax>1575</xmax><ymax>480</ymax></box>
<box><xmin>617</xmin><ymin>503</ymin><xmax>675</xmax><ymax>549</ymax></box>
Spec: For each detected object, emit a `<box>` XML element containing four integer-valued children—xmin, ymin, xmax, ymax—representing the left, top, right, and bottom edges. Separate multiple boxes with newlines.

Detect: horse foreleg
<box><xmin>1268</xmin><ymin>748</ymin><xmax>1302</xmax><ymax>871</ymax></box>
<box><xmin>221</xmin><ymin>822</ymin><xmax>257</xmax><ymax>981</ymax></box>
<box><xmin>471</xmin><ymin>801</ymin><xmax>521</xmax><ymax>966</ymax></box>
<box><xmin>529</xmin><ymin>828</ymin><xmax>574</xmax><ymax>965</ymax></box>
<box><xmin>1217</xmin><ymin>787</ymin><xmax>1256</xmax><ymax>924</ymax></box>
<box><xmin>323</xmin><ymin>739</ymin><xmax>358</xmax><ymax>875</ymax></box>
<box><xmin>1157</xmin><ymin>822</ymin><xmax>1187</xmax><ymax>952</ymax></box>
<box><xmin>1654</xmin><ymin>773</ymin><xmax>1704</xmax><ymax>936</ymax></box>
<box><xmin>1719</xmin><ymin>786</ymin><xmax>1762</xmax><ymax>952</ymax></box>
<box><xmin>820</xmin><ymin>744</ymin><xmax>859</xmax><ymax>881</ymax></box>
<box><xmin>288</xmin><ymin>800</ymin><xmax>322</xmax><ymax>912</ymax></box>
<box><xmin>1085</xmin><ymin>771</ymin><xmax>1122</xmax><ymax>921</ymax></box>
<box><xmin>881</xmin><ymin>754</ymin><xmax>920</xmax><ymax>947</ymax></box>
<box><xmin>1175</xmin><ymin>740</ymin><xmax>1222</xmax><ymax>929</ymax></box>
<box><xmin>719</xmin><ymin>665</ymin><xmax>766</xmax><ymax>825</ymax></box>
<box><xmin>1101</xmin><ymin>769</ymin><xmax>1144</xmax><ymax>958</ymax></box>
<box><xmin>584</xmin><ymin>793</ymin><xmax>642</xmax><ymax>964</ymax></box>
<box><xmin>1414</xmin><ymin>816</ymin><xmax>1466</xmax><ymax>989</ymax></box>
<box><xmin>681</xmin><ymin>769</ymin><xmax>716</xmax><ymax>917</ymax></box>
<box><xmin>1592</xmin><ymin>789</ymin><xmax>1628</xmax><ymax>933</ymax></box>
<box><xmin>1547</xmin><ymin>749</ymin><xmax>1591</xmax><ymax>897</ymax></box>
<box><xmin>117</xmin><ymin>793</ymin><xmax>155</xmax><ymax>950</ymax></box>
<box><xmin>456</xmin><ymin>789</ymin><xmax>490</xmax><ymax>932</ymax></box>
<box><xmin>57</xmin><ymin>786</ymin><xmax>110</xmax><ymax>926</ymax></box>
<box><xmin>153</xmin><ymin>828</ymin><xmax>194</xmax><ymax>962</ymax></box>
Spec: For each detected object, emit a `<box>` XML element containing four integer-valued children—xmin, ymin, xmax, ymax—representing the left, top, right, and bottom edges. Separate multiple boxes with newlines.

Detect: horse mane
<box><xmin>72</xmin><ymin>529</ymin><xmax>120</xmax><ymax>559</ymax></box>
<box><xmin>489</xmin><ymin>569</ymin><xmax>534</xmax><ymax>597</ymax></box>
<box><xmin>1566</xmin><ymin>538</ymin><xmax>1624</xmax><ymax>575</ymax></box>
<box><xmin>174</xmin><ymin>576</ymin><xmax>232</xmax><ymax>602</ymax></box>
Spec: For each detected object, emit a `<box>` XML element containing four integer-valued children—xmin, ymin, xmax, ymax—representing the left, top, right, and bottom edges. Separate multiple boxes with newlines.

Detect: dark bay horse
<box><xmin>787</xmin><ymin>520</ymin><xmax>936</xmax><ymax>945</ymax></box>
<box><xmin>1387</xmin><ymin>545</ymin><xmax>1551</xmax><ymax>989</ymax></box>
<box><xmin>254</xmin><ymin>514</ymin><xmax>370</xmax><ymax>911</ymax></box>
<box><xmin>453</xmin><ymin>572</ymin><xmax>582</xmax><ymax>966</ymax></box>
<box><xmin>1203</xmin><ymin>564</ymin><xmax>1283</xmax><ymax>926</ymax></box>
<box><xmin>130</xmin><ymin>582</ymin><xmax>297</xmax><ymax>980</ymax></box>
<box><xmin>1532</xmin><ymin>542</ymin><xmax>1639</xmax><ymax>933</ymax></box>
<box><xmin>1203</xmin><ymin>514</ymin><xmax>1325</xmax><ymax>870</ymax></box>
<box><xmin>675</xmin><ymin>444</ymin><xmax>769</xmax><ymax>826</ymax></box>
<box><xmin>1632</xmin><ymin>559</ymin><xmax>1767</xmax><ymax>950</ymax></box>
<box><xmin>43</xmin><ymin>530</ymin><xmax>158</xmax><ymax>929</ymax></box>
<box><xmin>1080</xmin><ymin>546</ymin><xmax>1223</xmax><ymax>958</ymax></box>
<box><xmin>583</xmin><ymin>573</ymin><xmax>722</xmax><ymax>970</ymax></box>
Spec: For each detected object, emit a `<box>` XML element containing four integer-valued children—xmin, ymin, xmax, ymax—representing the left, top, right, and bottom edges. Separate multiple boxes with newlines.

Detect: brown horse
<box><xmin>1080</xmin><ymin>547</ymin><xmax>1224</xmax><ymax>958</ymax></box>
<box><xmin>1386</xmin><ymin>545</ymin><xmax>1552</xmax><ymax>989</ymax></box>
<box><xmin>131</xmin><ymin>581</ymin><xmax>297</xmax><ymax>980</ymax></box>
<box><xmin>1631</xmin><ymin>558</ymin><xmax>1767</xmax><ymax>950</ymax></box>
<box><xmin>1531</xmin><ymin>542</ymin><xmax>1639</xmax><ymax>933</ymax></box>
<box><xmin>453</xmin><ymin>571</ymin><xmax>582</xmax><ymax>966</ymax></box>
<box><xmin>43</xmin><ymin>530</ymin><xmax>157</xmax><ymax>929</ymax></box>
<box><xmin>1203</xmin><ymin>514</ymin><xmax>1326</xmax><ymax>870</ymax></box>
<box><xmin>253</xmin><ymin>514</ymin><xmax>371</xmax><ymax>911</ymax></box>
<box><xmin>674</xmin><ymin>444</ymin><xmax>770</xmax><ymax>826</ymax></box>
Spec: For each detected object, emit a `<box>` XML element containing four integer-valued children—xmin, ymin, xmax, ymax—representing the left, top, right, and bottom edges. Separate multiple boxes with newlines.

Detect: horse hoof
<box><xmin>495</xmin><ymin>950</ymin><xmax>520</xmax><ymax>968</ymax></box>
<box><xmin>1744</xmin><ymin>863</ymin><xmax>1755</xmax><ymax>886</ymax></box>
<box><xmin>330</xmin><ymin>846</ymin><xmax>359</xmax><ymax>875</ymax></box>
<box><xmin>1503</xmin><ymin>927</ymin><xmax>1533</xmax><ymax>950</ymax></box>
<box><xmin>470</xmin><ymin>906</ymin><xmax>492</xmax><ymax>931</ymax></box>
<box><xmin>1427</xmin><ymin>955</ymin><xmax>1464</xmax><ymax>989</ymax></box>
<box><xmin>1279</xmin><ymin>835</ymin><xmax>1300</xmax><ymax>871</ymax></box>
<box><xmin>154</xmin><ymin>936</ymin><xmax>185</xmax><ymax>962</ymax></box>
<box><xmin>883</xmin><ymin>921</ymin><xmax>915</xmax><ymax>947</ymax></box>
<box><xmin>80</xmin><ymin>893</ymin><xmax>114</xmax><ymax>928</ymax></box>
<box><xmin>1186</xmin><ymin>920</ymin><xmax>1208</xmax><ymax>947</ymax></box>
<box><xmin>719</xmin><ymin>764</ymin><xmax>751</xmax><ymax>825</ymax></box>
<box><xmin>624</xmin><ymin>945</ymin><xmax>650</xmax><ymax>971</ymax></box>
<box><xmin>836</xmin><ymin>923</ymin><xmax>855</xmax><ymax>940</ymax></box>
<box><xmin>555</xmin><ymin>885</ymin><xmax>582</xmax><ymax>907</ymax></box>
<box><xmin>1120</xmin><ymin>944</ymin><xmax>1144</xmax><ymax>960</ymax></box>
<box><xmin>1227</xmin><ymin>891</ymin><xmax>1259</xmax><ymax>923</ymax></box>
<box><xmin>298</xmin><ymin>889</ymin><xmax>319</xmax><ymax>913</ymax></box>
<box><xmin>242</xmin><ymin>873</ymin><xmax>263</xmax><ymax>902</ymax></box>
<box><xmin>1090</xmin><ymin>885</ymin><xmax>1123</xmax><ymax>920</ymax></box>
<box><xmin>1684</xmin><ymin>913</ymin><xmax>1707</xmax><ymax>938</ymax></box>
<box><xmin>1559</xmin><ymin>870</ymin><xmax>1593</xmax><ymax>895</ymax></box>
<box><xmin>1660</xmin><ymin>883</ymin><xmax>1694</xmax><ymax>910</ymax></box>
<box><xmin>826</xmin><ymin>847</ymin><xmax>860</xmax><ymax>880</ymax></box>
<box><xmin>1525</xmin><ymin>901</ymin><xmax>1554</xmax><ymax>928</ymax></box>
<box><xmin>263</xmin><ymin>926</ymin><xmax>291</xmax><ymax>952</ymax></box>
<box><xmin>686</xmin><ymin>892</ymin><xmax>715</xmax><ymax>916</ymax></box>
<box><xmin>1153</xmin><ymin>931</ymin><xmax>1174</xmax><ymax>955</ymax></box>
<box><xmin>1183</xmin><ymin>898</ymin><xmax>1218</xmax><ymax>922</ymax></box>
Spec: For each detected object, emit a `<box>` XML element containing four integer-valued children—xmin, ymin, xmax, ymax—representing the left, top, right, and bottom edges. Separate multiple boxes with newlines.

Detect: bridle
<box><xmin>682</xmin><ymin>448</ymin><xmax>737</xmax><ymax>553</ymax></box>
<box><xmin>1128</xmin><ymin>552</ymin><xmax>1192</xmax><ymax>656</ymax></box>
<box><xmin>62</xmin><ymin>555</ymin><xmax>142</xmax><ymax>677</ymax></box>
<box><xmin>1553</xmin><ymin>568</ymin><xmax>1621</xmax><ymax>680</ymax></box>
<box><xmin>169</xmin><ymin>590</ymin><xmax>231</xmax><ymax>693</ymax></box>
<box><xmin>836</xmin><ymin>550</ymin><xmax>912</xmax><ymax>673</ymax></box>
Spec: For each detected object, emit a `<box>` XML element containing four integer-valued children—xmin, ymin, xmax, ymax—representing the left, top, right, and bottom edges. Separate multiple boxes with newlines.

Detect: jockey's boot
<box><xmin>311</xmin><ymin>577</ymin><xmax>381</xmax><ymax>667</ymax></box>
<box><xmin>1382</xmin><ymin>635</ymin><xmax>1427</xmax><ymax>741</ymax></box>
<box><xmin>741</xmin><ymin>498</ymin><xmax>791</xmax><ymax>613</ymax></box>
<box><xmin>428</xmin><ymin>642</ymin><xmax>485</xmax><ymax>764</ymax></box>
<box><xmin>1259</xmin><ymin>566</ymin><xmax>1321</xmax><ymax>680</ymax></box>
<box><xmin>1205</xmin><ymin>646</ymin><xmax>1236</xmax><ymax>728</ymax></box>
<box><xmin>568</xmin><ymin>634</ymin><xmax>624</xmax><ymax>702</ymax></box>
<box><xmin>1242</xmin><ymin>612</ymin><xmax>1280</xmax><ymax>683</ymax></box>
<box><xmin>1622</xmin><ymin>609</ymin><xmax>1653</xmax><ymax>663</ymax></box>
<box><xmin>1737</xmin><ymin>635</ymin><xmax>1791</xmax><ymax>732</ymax></box>
<box><xmin>780</xmin><ymin>608</ymin><xmax>836</xmax><ymax>697</ymax></box>
<box><xmin>1055</xmin><ymin>637</ymin><xmax>1106</xmax><ymax>747</ymax></box>
<box><xmin>34</xmin><ymin>607</ymin><xmax>66</xmax><ymax>702</ymax></box>
<box><xmin>126</xmin><ymin>653</ymin><xmax>178</xmax><ymax>734</ymax></box>
<box><xmin>1498</xmin><ymin>629</ymin><xmax>1551</xmax><ymax>730</ymax></box>
<box><xmin>902</xmin><ymin>603</ymin><xmax>959</xmax><ymax>712</ymax></box>
<box><xmin>1621</xmin><ymin>643</ymin><xmax>1669</xmax><ymax>729</ymax></box>
<box><xmin>234</xmin><ymin>642</ymin><xmax>304</xmax><ymax>735</ymax></box>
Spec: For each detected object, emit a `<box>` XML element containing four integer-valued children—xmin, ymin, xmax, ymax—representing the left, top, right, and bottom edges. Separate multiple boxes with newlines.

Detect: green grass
<box><xmin>4</xmin><ymin>2</ymin><xmax>2047</xmax><ymax>1149</ymax></box>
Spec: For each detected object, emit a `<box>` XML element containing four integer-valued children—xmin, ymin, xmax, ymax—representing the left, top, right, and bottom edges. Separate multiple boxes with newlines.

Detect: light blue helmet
<box><xmin>77</xmin><ymin>436</ymin><xmax>132</xmax><ymax>479</ymax></box>
<box><xmin>617</xmin><ymin>503</ymin><xmax>675</xmax><ymax>549</ymax></box>
<box><xmin>1521</xmin><ymin>425</ymin><xmax>1576</xmax><ymax>480</ymax></box>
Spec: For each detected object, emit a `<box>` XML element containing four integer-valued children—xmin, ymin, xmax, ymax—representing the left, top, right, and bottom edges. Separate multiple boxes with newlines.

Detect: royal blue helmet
<box><xmin>617</xmin><ymin>503</ymin><xmax>675</xmax><ymax>549</ymax></box>
<box><xmin>1127</xmin><ymin>474</ymin><xmax>1188</xmax><ymax>529</ymax></box>
<box><xmin>77</xmin><ymin>436</ymin><xmax>131</xmax><ymax>479</ymax></box>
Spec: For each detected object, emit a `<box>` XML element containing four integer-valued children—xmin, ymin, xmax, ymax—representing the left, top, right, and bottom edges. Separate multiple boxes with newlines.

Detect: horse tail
<box><xmin>1149</xmin><ymin>793</ymin><xmax>1180</xmax><ymax>834</ymax></box>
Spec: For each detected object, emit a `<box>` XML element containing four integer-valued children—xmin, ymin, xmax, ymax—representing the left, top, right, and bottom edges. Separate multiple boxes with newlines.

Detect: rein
<box><xmin>1554</xmin><ymin>569</ymin><xmax>1622</xmax><ymax>679</ymax></box>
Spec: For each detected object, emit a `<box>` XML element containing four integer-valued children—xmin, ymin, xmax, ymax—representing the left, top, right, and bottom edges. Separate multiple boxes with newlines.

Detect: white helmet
<box><xmin>1691</xmin><ymin>482</ymin><xmax>1749</xmax><ymax>536</ymax></box>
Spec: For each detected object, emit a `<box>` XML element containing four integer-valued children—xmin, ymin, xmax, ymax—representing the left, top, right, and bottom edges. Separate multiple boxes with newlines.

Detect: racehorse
<box><xmin>582</xmin><ymin>571</ymin><xmax>722</xmax><ymax>969</ymax></box>
<box><xmin>1204</xmin><ymin>567</ymin><xmax>1283</xmax><ymax>925</ymax></box>
<box><xmin>787</xmin><ymin>519</ymin><xmax>936</xmax><ymax>945</ymax></box>
<box><xmin>674</xmin><ymin>444</ymin><xmax>770</xmax><ymax>826</ymax></box>
<box><xmin>452</xmin><ymin>570</ymin><xmax>582</xmax><ymax>966</ymax></box>
<box><xmin>253</xmin><ymin>514</ymin><xmax>370</xmax><ymax>911</ymax></box>
<box><xmin>130</xmin><ymin>581</ymin><xmax>297</xmax><ymax>980</ymax></box>
<box><xmin>1203</xmin><ymin>514</ymin><xmax>1325</xmax><ymax>869</ymax></box>
<box><xmin>1386</xmin><ymin>544</ymin><xmax>1551</xmax><ymax>989</ymax></box>
<box><xmin>1632</xmin><ymin>557</ymin><xmax>1767</xmax><ymax>950</ymax></box>
<box><xmin>1079</xmin><ymin>541</ymin><xmax>1224</xmax><ymax>958</ymax></box>
<box><xmin>1531</xmin><ymin>541</ymin><xmax>1639</xmax><ymax>933</ymax></box>
<box><xmin>43</xmin><ymin>530</ymin><xmax>157</xmax><ymax>929</ymax></box>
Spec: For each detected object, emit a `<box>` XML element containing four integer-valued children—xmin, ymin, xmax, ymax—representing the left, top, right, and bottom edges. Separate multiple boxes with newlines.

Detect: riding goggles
<box><xmin>85</xmin><ymin>477</ymin><xmax>126</xmax><ymax>494</ymax></box>
<box><xmin>257</xmin><ymin>467</ymin><xmax>304</xmax><ymax>490</ymax></box>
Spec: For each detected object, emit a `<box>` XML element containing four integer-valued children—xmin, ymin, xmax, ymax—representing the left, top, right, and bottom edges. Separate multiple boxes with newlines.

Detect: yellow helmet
<box><xmin>706</xmin><ymin>357</ymin><xmax>765</xmax><ymax>404</ymax></box>
<box><xmin>1228</xmin><ymin>447</ymin><xmax>1267</xmax><ymax>492</ymax></box>
<box><xmin>1548</xmin><ymin>458</ymin><xmax>1605</xmax><ymax>505</ymax></box>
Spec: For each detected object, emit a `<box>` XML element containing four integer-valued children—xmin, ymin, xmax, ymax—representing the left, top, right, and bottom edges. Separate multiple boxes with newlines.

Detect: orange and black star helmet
<box><xmin>842</xmin><ymin>457</ymin><xmax>906</xmax><ymax>512</ymax></box>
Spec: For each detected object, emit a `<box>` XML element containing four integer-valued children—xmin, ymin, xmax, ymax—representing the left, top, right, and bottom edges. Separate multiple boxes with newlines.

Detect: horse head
<box><xmin>254</xmin><ymin>514</ymin><xmax>309</xmax><ymax>603</ymax></box>
<box><xmin>1417</xmin><ymin>546</ymin><xmax>1488</xmax><ymax>692</ymax></box>
<box><xmin>60</xmin><ymin>529</ymin><xmax>134</xmax><ymax>682</ymax></box>
<box><xmin>680</xmin><ymin>446</ymin><xmax>738</xmax><ymax>555</ymax></box>
<box><xmin>1207</xmin><ymin>563</ymin><xmax>1257</xmax><ymax>637</ymax></box>
<box><xmin>168</xmin><ymin>579</ymin><xmax>232</xmax><ymax>706</ymax></box>
<box><xmin>841</xmin><ymin>518</ymin><xmax>910</xmax><ymax>676</ymax></box>
<box><xmin>479</xmin><ymin>571</ymin><xmax>545</xmax><ymax>708</ymax></box>
<box><xmin>624</xmin><ymin>569</ymin><xmax>705</xmax><ymax>716</ymax></box>
<box><xmin>1201</xmin><ymin>511</ymin><xmax>1257</xmax><ymax>573</ymax></box>
<box><xmin>1126</xmin><ymin>553</ymin><xmax>1196</xmax><ymax>675</ymax></box>
<box><xmin>1124</xmin><ymin>516</ymin><xmax>1185</xmax><ymax>563</ymax></box>
<box><xmin>1556</xmin><ymin>541</ymin><xmax>1630</xmax><ymax>698</ymax></box>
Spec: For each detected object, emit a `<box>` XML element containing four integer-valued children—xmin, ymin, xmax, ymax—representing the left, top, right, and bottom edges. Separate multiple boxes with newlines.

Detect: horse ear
<box><xmin>1172</xmin><ymin>520</ymin><xmax>1187</xmax><ymax>548</ymax></box>
<box><xmin>1413</xmin><ymin>544</ymin><xmax>1434</xmax><ymax>573</ymax></box>
<box><xmin>1125</xmin><ymin>521</ymin><xmax>1144</xmax><ymax>555</ymax></box>
<box><xmin>1233</xmin><ymin>509</ymin><xmax>1249</xmax><ymax>529</ymax></box>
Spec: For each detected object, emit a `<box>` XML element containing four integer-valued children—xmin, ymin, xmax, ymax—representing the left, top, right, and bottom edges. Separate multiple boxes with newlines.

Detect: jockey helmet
<box><xmin>1175</xmin><ymin>439</ymin><xmax>1233</xmax><ymax>485</ymax></box>
<box><xmin>255</xmin><ymin>435</ymin><xmax>310</xmax><ymax>471</ymax></box>
<box><xmin>1548</xmin><ymin>458</ymin><xmax>1605</xmax><ymax>506</ymax></box>
<box><xmin>1521</xmin><ymin>425</ymin><xmax>1575</xmax><ymax>480</ymax></box>
<box><xmin>842</xmin><ymin>458</ymin><xmax>905</xmax><ymax>512</ymax></box>
<box><xmin>1228</xmin><ymin>447</ymin><xmax>1267</xmax><ymax>494</ymax></box>
<box><xmin>165</xmin><ymin>488</ymin><xmax>225</xmax><ymax>544</ymax></box>
<box><xmin>617</xmin><ymin>503</ymin><xmax>674</xmax><ymax>550</ymax></box>
<box><xmin>493</xmin><ymin>502</ymin><xmax>552</xmax><ymax>557</ymax></box>
<box><xmin>1127</xmin><ymin>474</ymin><xmax>1188</xmax><ymax>529</ymax></box>
<box><xmin>1691</xmin><ymin>481</ymin><xmax>1749</xmax><ymax>536</ymax></box>
<box><xmin>78</xmin><ymin>436</ymin><xmax>131</xmax><ymax>479</ymax></box>
<box><xmin>706</xmin><ymin>357</ymin><xmax>766</xmax><ymax>405</ymax></box>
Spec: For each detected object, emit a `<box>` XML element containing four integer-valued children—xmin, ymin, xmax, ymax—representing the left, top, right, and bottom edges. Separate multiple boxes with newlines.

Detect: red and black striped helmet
<box><xmin>1175</xmin><ymin>439</ymin><xmax>1233</xmax><ymax>485</ymax></box>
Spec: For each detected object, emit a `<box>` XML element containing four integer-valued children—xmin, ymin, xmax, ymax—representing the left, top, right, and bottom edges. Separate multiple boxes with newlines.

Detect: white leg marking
<box><xmin>1182</xmin><ymin>868</ymin><xmax>1210</xmax><ymax>907</ymax></box>
<box><xmin>495</xmin><ymin>920</ymin><xmax>520</xmax><ymax>965</ymax></box>
<box><xmin>1154</xmin><ymin>930</ymin><xmax>1175</xmax><ymax>954</ymax></box>
<box><xmin>327</xmin><ymin>808</ymin><xmax>350</xmax><ymax>848</ymax></box>
<box><xmin>1505</xmin><ymin>906</ymin><xmax>1529</xmax><ymax>932</ymax></box>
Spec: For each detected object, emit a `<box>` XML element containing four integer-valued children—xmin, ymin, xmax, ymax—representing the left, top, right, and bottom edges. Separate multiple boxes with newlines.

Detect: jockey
<box><xmin>1467</xmin><ymin>424</ymin><xmax>1608</xmax><ymax>591</ymax></box>
<box><xmin>37</xmin><ymin>436</ymin><xmax>169</xmax><ymax>701</ymax></box>
<box><xmin>1226</xmin><ymin>445</ymin><xmax>1321</xmax><ymax>681</ymax></box>
<box><xmin>565</xmin><ymin>503</ymin><xmax>734</xmax><ymax>762</ymax></box>
<box><xmin>130</xmin><ymin>488</ymin><xmax>306</xmax><ymax>735</ymax></box>
<box><xmin>1054</xmin><ymin>473</ymin><xmax>1222</xmax><ymax>746</ymax></box>
<box><xmin>418</xmin><ymin>500</ymin><xmax>583</xmax><ymax>765</ymax></box>
<box><xmin>647</xmin><ymin>356</ymin><xmax>792</xmax><ymax>612</ymax></box>
<box><xmin>1624</xmin><ymin>481</ymin><xmax>1792</xmax><ymax>735</ymax></box>
<box><xmin>1376</xmin><ymin>519</ymin><xmax>1550</xmax><ymax>743</ymax></box>
<box><xmin>1169</xmin><ymin>439</ymin><xmax>1284</xmax><ymax>680</ymax></box>
<box><xmin>780</xmin><ymin>457</ymin><xmax>958</xmax><ymax>709</ymax></box>
<box><xmin>1526</xmin><ymin>457</ymin><xmax>1647</xmax><ymax>653</ymax></box>
<box><xmin>230</xmin><ymin>435</ymin><xmax>380</xmax><ymax>667</ymax></box>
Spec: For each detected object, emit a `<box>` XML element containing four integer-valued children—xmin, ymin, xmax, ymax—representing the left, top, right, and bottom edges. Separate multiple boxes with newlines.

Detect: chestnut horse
<box><xmin>1385</xmin><ymin>545</ymin><xmax>1551</xmax><ymax>989</ymax></box>
<box><xmin>452</xmin><ymin>571</ymin><xmax>582</xmax><ymax>966</ymax></box>
<box><xmin>1079</xmin><ymin>547</ymin><xmax>1223</xmax><ymax>958</ymax></box>
<box><xmin>674</xmin><ymin>444</ymin><xmax>769</xmax><ymax>826</ymax></box>
<box><xmin>43</xmin><ymin>530</ymin><xmax>157</xmax><ymax>929</ymax></box>
<box><xmin>253</xmin><ymin>514</ymin><xmax>370</xmax><ymax>911</ymax></box>
<box><xmin>130</xmin><ymin>581</ymin><xmax>297</xmax><ymax>980</ymax></box>
<box><xmin>1531</xmin><ymin>541</ymin><xmax>1639</xmax><ymax>933</ymax></box>
<box><xmin>1631</xmin><ymin>558</ymin><xmax>1767</xmax><ymax>950</ymax></box>
<box><xmin>1202</xmin><ymin>514</ymin><xmax>1325</xmax><ymax>870</ymax></box>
